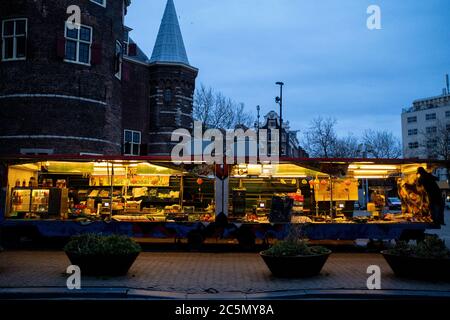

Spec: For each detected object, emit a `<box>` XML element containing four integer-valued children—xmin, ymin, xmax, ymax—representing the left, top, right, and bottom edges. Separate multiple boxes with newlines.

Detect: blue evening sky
<box><xmin>126</xmin><ymin>0</ymin><xmax>450</xmax><ymax>138</ymax></box>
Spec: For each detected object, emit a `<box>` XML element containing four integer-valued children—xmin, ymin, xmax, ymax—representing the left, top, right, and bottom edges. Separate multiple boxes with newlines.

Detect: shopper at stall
<box><xmin>417</xmin><ymin>167</ymin><xmax>445</xmax><ymax>225</ymax></box>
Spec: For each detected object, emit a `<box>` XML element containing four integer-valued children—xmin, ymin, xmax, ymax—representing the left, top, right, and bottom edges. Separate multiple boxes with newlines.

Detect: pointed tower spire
<box><xmin>150</xmin><ymin>0</ymin><xmax>190</xmax><ymax>65</ymax></box>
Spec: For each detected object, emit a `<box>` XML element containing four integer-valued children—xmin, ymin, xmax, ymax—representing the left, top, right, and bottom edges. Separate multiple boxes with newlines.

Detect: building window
<box><xmin>124</xmin><ymin>130</ymin><xmax>141</xmax><ymax>156</ymax></box>
<box><xmin>446</xmin><ymin>111</ymin><xmax>450</xmax><ymax>118</ymax></box>
<box><xmin>425</xmin><ymin>113</ymin><xmax>436</xmax><ymax>121</ymax></box>
<box><xmin>1</xmin><ymin>18</ymin><xmax>27</xmax><ymax>61</ymax></box>
<box><xmin>64</xmin><ymin>23</ymin><xmax>92</xmax><ymax>65</ymax></box>
<box><xmin>268</xmin><ymin>119</ymin><xmax>277</xmax><ymax>128</ymax></box>
<box><xmin>90</xmin><ymin>0</ymin><xmax>106</xmax><ymax>7</ymax></box>
<box><xmin>408</xmin><ymin>129</ymin><xmax>418</xmax><ymax>136</ymax></box>
<box><xmin>164</xmin><ymin>89</ymin><xmax>172</xmax><ymax>103</ymax></box>
<box><xmin>114</xmin><ymin>40</ymin><xmax>122</xmax><ymax>79</ymax></box>
<box><xmin>426</xmin><ymin>126</ymin><xmax>437</xmax><ymax>134</ymax></box>
<box><xmin>446</xmin><ymin>123</ymin><xmax>450</xmax><ymax>131</ymax></box>
<box><xmin>408</xmin><ymin>142</ymin><xmax>419</xmax><ymax>149</ymax></box>
<box><xmin>407</xmin><ymin>116</ymin><xmax>417</xmax><ymax>123</ymax></box>
<box><xmin>427</xmin><ymin>139</ymin><xmax>437</xmax><ymax>149</ymax></box>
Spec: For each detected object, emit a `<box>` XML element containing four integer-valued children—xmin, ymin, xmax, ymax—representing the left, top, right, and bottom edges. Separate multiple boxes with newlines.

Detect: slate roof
<box><xmin>149</xmin><ymin>0</ymin><xmax>190</xmax><ymax>65</ymax></box>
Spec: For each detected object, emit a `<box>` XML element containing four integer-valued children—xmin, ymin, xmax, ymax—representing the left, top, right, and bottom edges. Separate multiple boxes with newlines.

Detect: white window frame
<box><xmin>1</xmin><ymin>18</ymin><xmax>27</xmax><ymax>61</ymax></box>
<box><xmin>408</xmin><ymin>129</ymin><xmax>418</xmax><ymax>136</ymax></box>
<box><xmin>90</xmin><ymin>0</ymin><xmax>106</xmax><ymax>7</ymax></box>
<box><xmin>64</xmin><ymin>22</ymin><xmax>93</xmax><ymax>66</ymax></box>
<box><xmin>115</xmin><ymin>40</ymin><xmax>123</xmax><ymax>80</ymax></box>
<box><xmin>425</xmin><ymin>113</ymin><xmax>436</xmax><ymax>121</ymax></box>
<box><xmin>123</xmin><ymin>130</ymin><xmax>141</xmax><ymax>156</ymax></box>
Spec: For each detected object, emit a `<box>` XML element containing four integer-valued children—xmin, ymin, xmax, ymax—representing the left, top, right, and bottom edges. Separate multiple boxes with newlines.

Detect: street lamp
<box><xmin>256</xmin><ymin>105</ymin><xmax>260</xmax><ymax>160</ymax></box>
<box><xmin>275</xmin><ymin>82</ymin><xmax>284</xmax><ymax>157</ymax></box>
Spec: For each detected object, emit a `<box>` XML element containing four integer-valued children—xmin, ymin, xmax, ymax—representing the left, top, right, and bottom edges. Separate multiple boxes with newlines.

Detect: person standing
<box><xmin>417</xmin><ymin>167</ymin><xmax>445</xmax><ymax>225</ymax></box>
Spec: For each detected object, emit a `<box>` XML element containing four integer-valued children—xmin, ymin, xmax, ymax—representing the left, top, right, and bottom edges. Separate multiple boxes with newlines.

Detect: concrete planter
<box><xmin>260</xmin><ymin>251</ymin><xmax>331</xmax><ymax>278</ymax></box>
<box><xmin>66</xmin><ymin>252</ymin><xmax>139</xmax><ymax>276</ymax></box>
<box><xmin>381</xmin><ymin>251</ymin><xmax>450</xmax><ymax>281</ymax></box>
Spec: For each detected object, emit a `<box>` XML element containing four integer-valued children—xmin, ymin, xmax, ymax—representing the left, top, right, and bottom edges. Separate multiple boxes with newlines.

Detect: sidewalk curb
<box><xmin>1</xmin><ymin>287</ymin><xmax>450</xmax><ymax>300</ymax></box>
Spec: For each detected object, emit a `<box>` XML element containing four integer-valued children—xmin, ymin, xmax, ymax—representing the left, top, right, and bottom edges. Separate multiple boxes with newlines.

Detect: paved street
<box><xmin>1</xmin><ymin>211</ymin><xmax>449</xmax><ymax>297</ymax></box>
<box><xmin>0</xmin><ymin>250</ymin><xmax>449</xmax><ymax>296</ymax></box>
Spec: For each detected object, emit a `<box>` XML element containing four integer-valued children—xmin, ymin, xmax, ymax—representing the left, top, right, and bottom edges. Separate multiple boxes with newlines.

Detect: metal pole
<box><xmin>276</xmin><ymin>82</ymin><xmax>284</xmax><ymax>157</ymax></box>
<box><xmin>279</xmin><ymin>85</ymin><xmax>283</xmax><ymax>157</ymax></box>
<box><xmin>110</xmin><ymin>162</ymin><xmax>114</xmax><ymax>217</ymax></box>
<box><xmin>257</xmin><ymin>105</ymin><xmax>260</xmax><ymax>161</ymax></box>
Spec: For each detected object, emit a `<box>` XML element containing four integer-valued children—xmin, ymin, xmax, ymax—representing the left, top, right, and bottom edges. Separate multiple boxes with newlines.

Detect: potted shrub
<box><xmin>382</xmin><ymin>235</ymin><xmax>450</xmax><ymax>281</ymax></box>
<box><xmin>64</xmin><ymin>233</ymin><xmax>141</xmax><ymax>276</ymax></box>
<box><xmin>260</xmin><ymin>225</ymin><xmax>331</xmax><ymax>278</ymax></box>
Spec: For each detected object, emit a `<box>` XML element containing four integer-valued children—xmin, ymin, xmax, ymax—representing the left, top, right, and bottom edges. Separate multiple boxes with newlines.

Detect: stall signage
<box><xmin>90</xmin><ymin>175</ymin><xmax>170</xmax><ymax>187</ymax></box>
<box><xmin>314</xmin><ymin>178</ymin><xmax>359</xmax><ymax>201</ymax></box>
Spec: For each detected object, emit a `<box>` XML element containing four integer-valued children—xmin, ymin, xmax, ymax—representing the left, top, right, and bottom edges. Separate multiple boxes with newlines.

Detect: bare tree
<box><xmin>332</xmin><ymin>134</ymin><xmax>361</xmax><ymax>158</ymax></box>
<box><xmin>302</xmin><ymin>117</ymin><xmax>338</xmax><ymax>158</ymax></box>
<box><xmin>234</xmin><ymin>103</ymin><xmax>254</xmax><ymax>129</ymax></box>
<box><xmin>193</xmin><ymin>84</ymin><xmax>254</xmax><ymax>129</ymax></box>
<box><xmin>193</xmin><ymin>84</ymin><xmax>214</xmax><ymax>127</ymax></box>
<box><xmin>362</xmin><ymin>129</ymin><xmax>402</xmax><ymax>159</ymax></box>
<box><xmin>420</xmin><ymin>120</ymin><xmax>450</xmax><ymax>160</ymax></box>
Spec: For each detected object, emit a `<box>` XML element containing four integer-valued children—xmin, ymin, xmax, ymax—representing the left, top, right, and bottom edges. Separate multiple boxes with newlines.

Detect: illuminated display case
<box><xmin>9</xmin><ymin>187</ymin><xmax>67</xmax><ymax>218</ymax></box>
<box><xmin>11</xmin><ymin>189</ymin><xmax>31</xmax><ymax>214</ymax></box>
<box><xmin>31</xmin><ymin>189</ymin><xmax>50</xmax><ymax>213</ymax></box>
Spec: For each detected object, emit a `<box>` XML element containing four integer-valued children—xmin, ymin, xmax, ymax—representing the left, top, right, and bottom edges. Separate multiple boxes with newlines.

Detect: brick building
<box><xmin>0</xmin><ymin>0</ymin><xmax>197</xmax><ymax>156</ymax></box>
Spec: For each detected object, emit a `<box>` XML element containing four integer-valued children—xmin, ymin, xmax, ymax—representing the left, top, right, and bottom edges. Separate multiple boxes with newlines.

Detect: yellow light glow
<box><xmin>272</xmin><ymin>175</ymin><xmax>307</xmax><ymax>178</ymax></box>
<box><xmin>348</xmin><ymin>164</ymin><xmax>398</xmax><ymax>170</ymax></box>
<box><xmin>350</xmin><ymin>170</ymin><xmax>389</xmax><ymax>175</ymax></box>
<box><xmin>353</xmin><ymin>175</ymin><xmax>388</xmax><ymax>179</ymax></box>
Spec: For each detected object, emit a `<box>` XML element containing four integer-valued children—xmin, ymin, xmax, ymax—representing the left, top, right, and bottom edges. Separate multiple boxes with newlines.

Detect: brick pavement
<box><xmin>0</xmin><ymin>251</ymin><xmax>449</xmax><ymax>294</ymax></box>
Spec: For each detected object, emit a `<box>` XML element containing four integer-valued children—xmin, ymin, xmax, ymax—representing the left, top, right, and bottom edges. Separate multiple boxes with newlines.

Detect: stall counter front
<box><xmin>0</xmin><ymin>219</ymin><xmax>436</xmax><ymax>242</ymax></box>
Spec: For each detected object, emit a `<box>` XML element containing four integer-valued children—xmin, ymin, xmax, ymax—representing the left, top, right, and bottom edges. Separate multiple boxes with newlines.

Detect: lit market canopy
<box><xmin>232</xmin><ymin>163</ymin><xmax>329</xmax><ymax>178</ymax></box>
<box><xmin>9</xmin><ymin>161</ymin><xmax>184</xmax><ymax>176</ymax></box>
<box><xmin>231</xmin><ymin>162</ymin><xmax>432</xmax><ymax>179</ymax></box>
<box><xmin>347</xmin><ymin>162</ymin><xmax>429</xmax><ymax>179</ymax></box>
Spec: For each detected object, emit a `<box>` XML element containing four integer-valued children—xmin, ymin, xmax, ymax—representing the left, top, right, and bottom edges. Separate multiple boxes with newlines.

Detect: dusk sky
<box><xmin>126</xmin><ymin>0</ymin><xmax>450</xmax><ymax>139</ymax></box>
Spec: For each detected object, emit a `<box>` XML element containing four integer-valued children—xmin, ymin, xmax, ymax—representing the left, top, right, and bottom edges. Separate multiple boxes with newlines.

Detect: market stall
<box><xmin>224</xmin><ymin>160</ymin><xmax>443</xmax><ymax>241</ymax></box>
<box><xmin>0</xmin><ymin>156</ymin><xmax>445</xmax><ymax>244</ymax></box>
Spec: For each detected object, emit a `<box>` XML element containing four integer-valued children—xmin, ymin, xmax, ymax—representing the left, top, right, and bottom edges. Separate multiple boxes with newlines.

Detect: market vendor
<box><xmin>417</xmin><ymin>167</ymin><xmax>445</xmax><ymax>225</ymax></box>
